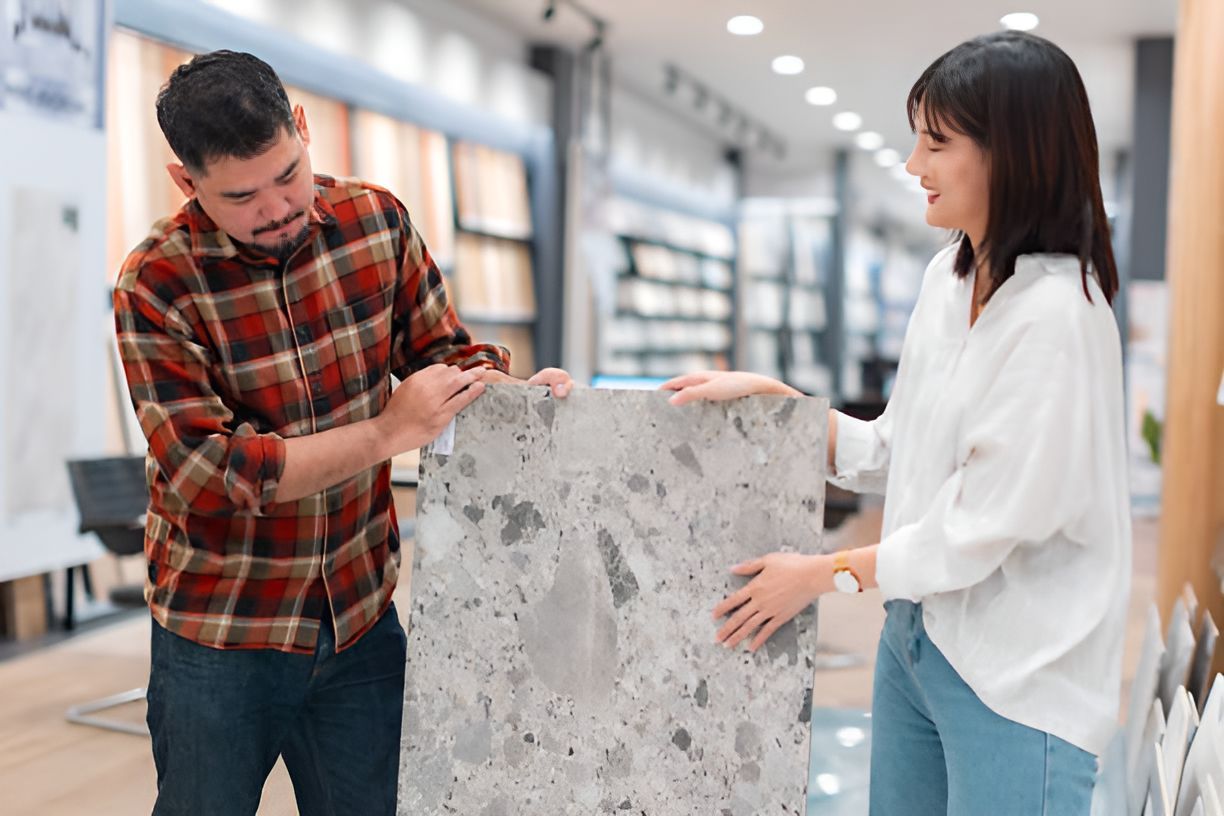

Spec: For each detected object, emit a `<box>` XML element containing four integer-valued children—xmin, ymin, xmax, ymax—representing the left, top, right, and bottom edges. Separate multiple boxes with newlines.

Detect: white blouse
<box><xmin>831</xmin><ymin>246</ymin><xmax>1131</xmax><ymax>756</ymax></box>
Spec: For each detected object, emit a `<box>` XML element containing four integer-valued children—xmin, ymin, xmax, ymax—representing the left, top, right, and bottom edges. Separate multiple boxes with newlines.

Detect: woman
<box><xmin>664</xmin><ymin>31</ymin><xmax>1130</xmax><ymax>815</ymax></box>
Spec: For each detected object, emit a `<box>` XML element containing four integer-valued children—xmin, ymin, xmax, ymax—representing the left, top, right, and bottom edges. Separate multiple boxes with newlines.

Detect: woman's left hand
<box><xmin>713</xmin><ymin>552</ymin><xmax>833</xmax><ymax>652</ymax></box>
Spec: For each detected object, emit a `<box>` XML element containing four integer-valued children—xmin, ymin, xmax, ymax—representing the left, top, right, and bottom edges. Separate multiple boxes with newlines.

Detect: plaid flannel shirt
<box><xmin>114</xmin><ymin>175</ymin><xmax>508</xmax><ymax>653</ymax></box>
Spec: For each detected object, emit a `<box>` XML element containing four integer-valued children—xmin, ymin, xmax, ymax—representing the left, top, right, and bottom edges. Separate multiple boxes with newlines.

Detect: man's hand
<box><xmin>375</xmin><ymin>364</ymin><xmax>485</xmax><ymax>457</ymax></box>
<box><xmin>475</xmin><ymin>367</ymin><xmax>574</xmax><ymax>398</ymax></box>
<box><xmin>527</xmin><ymin>367</ymin><xmax>573</xmax><ymax>398</ymax></box>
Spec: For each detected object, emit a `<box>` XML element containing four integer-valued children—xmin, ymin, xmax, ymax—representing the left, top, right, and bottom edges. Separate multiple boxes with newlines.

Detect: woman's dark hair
<box><xmin>907</xmin><ymin>31</ymin><xmax>1118</xmax><ymax>304</ymax></box>
<box><xmin>156</xmin><ymin>50</ymin><xmax>296</xmax><ymax>174</ymax></box>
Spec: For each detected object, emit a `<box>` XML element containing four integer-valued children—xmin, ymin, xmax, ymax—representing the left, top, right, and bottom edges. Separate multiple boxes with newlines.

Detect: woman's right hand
<box><xmin>660</xmin><ymin>371</ymin><xmax>801</xmax><ymax>406</ymax></box>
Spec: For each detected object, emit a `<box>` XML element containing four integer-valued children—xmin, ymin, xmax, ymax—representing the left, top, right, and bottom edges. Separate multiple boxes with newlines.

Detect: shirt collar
<box><xmin>186</xmin><ymin>180</ymin><xmax>338</xmax><ymax>264</ymax></box>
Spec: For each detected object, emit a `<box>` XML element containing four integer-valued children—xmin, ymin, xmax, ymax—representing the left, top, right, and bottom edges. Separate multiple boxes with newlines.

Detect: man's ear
<box><xmin>293</xmin><ymin>104</ymin><xmax>311</xmax><ymax>149</ymax></box>
<box><xmin>166</xmin><ymin>163</ymin><xmax>196</xmax><ymax>199</ymax></box>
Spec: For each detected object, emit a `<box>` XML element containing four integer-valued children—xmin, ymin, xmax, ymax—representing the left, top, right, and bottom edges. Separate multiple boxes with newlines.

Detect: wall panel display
<box><xmin>6</xmin><ymin>188</ymin><xmax>80</xmax><ymax>515</ymax></box>
<box><xmin>106</xmin><ymin>30</ymin><xmax>193</xmax><ymax>281</ymax></box>
<box><xmin>351</xmin><ymin>110</ymin><xmax>455</xmax><ymax>269</ymax></box>
<box><xmin>2</xmin><ymin>0</ymin><xmax>105</xmax><ymax>128</ymax></box>
<box><xmin>451</xmin><ymin>141</ymin><xmax>533</xmax><ymax>240</ymax></box>
<box><xmin>453</xmin><ymin>233</ymin><xmax>536</xmax><ymax>321</ymax></box>
<box><xmin>738</xmin><ymin>215</ymin><xmax>833</xmax><ymax>395</ymax></box>
<box><xmin>285</xmin><ymin>84</ymin><xmax>351</xmax><ymax>178</ymax></box>
<box><xmin>475</xmin><ymin>324</ymin><xmax>536</xmax><ymax>381</ymax></box>
<box><xmin>598</xmin><ymin>197</ymin><xmax>737</xmax><ymax>382</ymax></box>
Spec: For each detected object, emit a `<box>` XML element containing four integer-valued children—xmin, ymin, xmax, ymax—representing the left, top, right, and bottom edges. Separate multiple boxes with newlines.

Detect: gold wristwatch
<box><xmin>832</xmin><ymin>551</ymin><xmax>863</xmax><ymax>594</ymax></box>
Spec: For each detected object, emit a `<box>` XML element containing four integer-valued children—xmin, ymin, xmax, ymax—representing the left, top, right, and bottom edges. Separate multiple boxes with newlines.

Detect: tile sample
<box><xmin>400</xmin><ymin>385</ymin><xmax>831</xmax><ymax>815</ymax></box>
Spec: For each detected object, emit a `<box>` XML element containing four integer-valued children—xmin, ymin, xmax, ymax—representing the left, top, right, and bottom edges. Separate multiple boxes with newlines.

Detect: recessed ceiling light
<box><xmin>874</xmin><ymin>148</ymin><xmax>901</xmax><ymax>167</ymax></box>
<box><xmin>772</xmin><ymin>55</ymin><xmax>805</xmax><ymax>76</ymax></box>
<box><xmin>856</xmin><ymin>131</ymin><xmax>884</xmax><ymax>150</ymax></box>
<box><xmin>1001</xmin><ymin>12</ymin><xmax>1039</xmax><ymax>31</ymax></box>
<box><xmin>727</xmin><ymin>15</ymin><xmax>764</xmax><ymax>36</ymax></box>
<box><xmin>832</xmin><ymin>111</ymin><xmax>862</xmax><ymax>131</ymax></box>
<box><xmin>805</xmin><ymin>86</ymin><xmax>837</xmax><ymax>106</ymax></box>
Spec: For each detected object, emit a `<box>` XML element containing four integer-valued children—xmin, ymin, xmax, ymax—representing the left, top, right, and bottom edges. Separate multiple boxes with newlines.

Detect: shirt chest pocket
<box><xmin>325</xmin><ymin>288</ymin><xmax>394</xmax><ymax>401</ymax></box>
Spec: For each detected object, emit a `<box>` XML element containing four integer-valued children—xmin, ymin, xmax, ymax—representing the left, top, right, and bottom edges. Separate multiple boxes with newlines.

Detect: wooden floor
<box><xmin>0</xmin><ymin>504</ymin><xmax>1159</xmax><ymax>815</ymax></box>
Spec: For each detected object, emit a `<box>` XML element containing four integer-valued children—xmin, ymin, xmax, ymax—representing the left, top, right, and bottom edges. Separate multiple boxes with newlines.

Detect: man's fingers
<box><xmin>441</xmin><ymin>379</ymin><xmax>485</xmax><ymax>413</ymax></box>
<box><xmin>527</xmin><ymin>367</ymin><xmax>565</xmax><ymax>385</ymax></box>
<box><xmin>527</xmin><ymin>368</ymin><xmax>573</xmax><ymax>398</ymax></box>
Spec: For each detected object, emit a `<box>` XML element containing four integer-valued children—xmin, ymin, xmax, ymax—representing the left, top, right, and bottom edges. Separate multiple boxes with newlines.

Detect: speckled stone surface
<box><xmin>399</xmin><ymin>385</ymin><xmax>830</xmax><ymax>815</ymax></box>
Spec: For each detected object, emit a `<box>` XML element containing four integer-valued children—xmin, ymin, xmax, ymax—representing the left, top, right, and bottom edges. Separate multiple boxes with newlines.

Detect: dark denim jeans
<box><xmin>147</xmin><ymin>604</ymin><xmax>406</xmax><ymax>816</ymax></box>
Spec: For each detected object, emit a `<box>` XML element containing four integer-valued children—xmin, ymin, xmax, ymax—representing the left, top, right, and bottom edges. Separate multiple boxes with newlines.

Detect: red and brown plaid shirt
<box><xmin>114</xmin><ymin>175</ymin><xmax>508</xmax><ymax>653</ymax></box>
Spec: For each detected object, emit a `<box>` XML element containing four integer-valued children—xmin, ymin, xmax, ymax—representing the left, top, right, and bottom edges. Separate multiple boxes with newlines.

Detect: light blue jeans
<box><xmin>869</xmin><ymin>601</ymin><xmax>1097</xmax><ymax>815</ymax></box>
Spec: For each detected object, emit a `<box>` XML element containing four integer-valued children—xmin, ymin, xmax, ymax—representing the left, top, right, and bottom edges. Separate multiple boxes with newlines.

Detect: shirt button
<box><xmin>296</xmin><ymin>325</ymin><xmax>310</xmax><ymax>342</ymax></box>
<box><xmin>312</xmin><ymin>381</ymin><xmax>323</xmax><ymax>396</ymax></box>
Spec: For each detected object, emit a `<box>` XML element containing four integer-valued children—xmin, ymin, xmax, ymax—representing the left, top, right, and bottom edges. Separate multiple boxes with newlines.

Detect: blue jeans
<box><xmin>870</xmin><ymin>601</ymin><xmax>1097</xmax><ymax>815</ymax></box>
<box><xmin>146</xmin><ymin>603</ymin><xmax>406</xmax><ymax>816</ymax></box>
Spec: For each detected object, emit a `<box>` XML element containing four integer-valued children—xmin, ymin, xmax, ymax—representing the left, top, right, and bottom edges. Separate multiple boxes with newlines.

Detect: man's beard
<box><xmin>250</xmin><ymin>212</ymin><xmax>310</xmax><ymax>260</ymax></box>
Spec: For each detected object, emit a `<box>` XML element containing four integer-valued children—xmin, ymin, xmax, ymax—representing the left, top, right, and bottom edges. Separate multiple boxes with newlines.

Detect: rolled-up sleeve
<box><xmin>114</xmin><ymin>282</ymin><xmax>286</xmax><ymax>516</ymax></box>
<box><xmin>388</xmin><ymin>201</ymin><xmax>510</xmax><ymax>378</ymax></box>
<box><xmin>830</xmin><ymin>405</ymin><xmax>895</xmax><ymax>495</ymax></box>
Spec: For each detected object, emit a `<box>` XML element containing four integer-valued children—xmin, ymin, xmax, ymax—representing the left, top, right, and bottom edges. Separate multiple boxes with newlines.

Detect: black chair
<box><xmin>63</xmin><ymin>456</ymin><xmax>150</xmax><ymax>736</ymax></box>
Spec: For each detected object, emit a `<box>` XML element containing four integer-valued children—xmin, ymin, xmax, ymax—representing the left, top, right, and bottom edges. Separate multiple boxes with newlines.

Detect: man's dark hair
<box><xmin>156</xmin><ymin>50</ymin><xmax>296</xmax><ymax>174</ymax></box>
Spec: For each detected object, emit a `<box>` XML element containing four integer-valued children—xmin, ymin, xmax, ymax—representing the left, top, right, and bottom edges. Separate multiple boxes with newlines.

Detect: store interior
<box><xmin>0</xmin><ymin>0</ymin><xmax>1221</xmax><ymax>813</ymax></box>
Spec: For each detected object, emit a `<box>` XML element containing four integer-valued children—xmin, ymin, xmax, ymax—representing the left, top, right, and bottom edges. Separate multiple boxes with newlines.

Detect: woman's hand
<box><xmin>713</xmin><ymin>553</ymin><xmax>834</xmax><ymax>652</ymax></box>
<box><xmin>660</xmin><ymin>371</ymin><xmax>801</xmax><ymax>406</ymax></box>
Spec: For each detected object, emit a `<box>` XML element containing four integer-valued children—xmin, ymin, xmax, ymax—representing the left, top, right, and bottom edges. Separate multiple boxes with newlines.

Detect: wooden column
<box><xmin>1158</xmin><ymin>0</ymin><xmax>1224</xmax><ymax>674</ymax></box>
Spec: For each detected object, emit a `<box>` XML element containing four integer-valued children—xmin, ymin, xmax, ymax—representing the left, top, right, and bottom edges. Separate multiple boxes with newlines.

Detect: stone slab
<box><xmin>399</xmin><ymin>385</ymin><xmax>830</xmax><ymax>815</ymax></box>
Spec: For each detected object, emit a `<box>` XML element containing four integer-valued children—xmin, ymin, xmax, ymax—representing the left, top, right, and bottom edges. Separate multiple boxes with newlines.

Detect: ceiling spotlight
<box><xmin>727</xmin><ymin>15</ymin><xmax>763</xmax><ymax>36</ymax></box>
<box><xmin>832</xmin><ymin>111</ymin><xmax>862</xmax><ymax>131</ymax></box>
<box><xmin>771</xmin><ymin>55</ymin><xmax>805</xmax><ymax>76</ymax></box>
<box><xmin>542</xmin><ymin>0</ymin><xmax>556</xmax><ymax>21</ymax></box>
<box><xmin>855</xmin><ymin>131</ymin><xmax>884</xmax><ymax>150</ymax></box>
<box><xmin>805</xmin><ymin>86</ymin><xmax>837</xmax><ymax>106</ymax></box>
<box><xmin>1000</xmin><ymin>12</ymin><xmax>1039</xmax><ymax>30</ymax></box>
<box><xmin>874</xmin><ymin>148</ymin><xmax>901</xmax><ymax>167</ymax></box>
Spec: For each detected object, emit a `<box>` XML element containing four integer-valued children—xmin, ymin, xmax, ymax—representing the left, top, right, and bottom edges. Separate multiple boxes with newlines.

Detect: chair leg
<box><xmin>80</xmin><ymin>564</ymin><xmax>96</xmax><ymax>603</ymax></box>
<box><xmin>64</xmin><ymin>567</ymin><xmax>75</xmax><ymax>631</ymax></box>
<box><xmin>65</xmin><ymin>687</ymin><xmax>149</xmax><ymax>737</ymax></box>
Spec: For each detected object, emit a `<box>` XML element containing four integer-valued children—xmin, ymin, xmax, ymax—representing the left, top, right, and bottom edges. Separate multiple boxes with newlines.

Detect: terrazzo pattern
<box><xmin>399</xmin><ymin>385</ymin><xmax>831</xmax><ymax>815</ymax></box>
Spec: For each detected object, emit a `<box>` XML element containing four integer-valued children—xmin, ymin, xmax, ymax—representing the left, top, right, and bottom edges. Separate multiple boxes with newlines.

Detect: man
<box><xmin>113</xmin><ymin>50</ymin><xmax>571</xmax><ymax>815</ymax></box>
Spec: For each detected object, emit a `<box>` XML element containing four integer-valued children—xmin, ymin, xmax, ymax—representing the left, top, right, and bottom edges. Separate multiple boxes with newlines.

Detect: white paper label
<box><xmin>430</xmin><ymin>418</ymin><xmax>456</xmax><ymax>456</ymax></box>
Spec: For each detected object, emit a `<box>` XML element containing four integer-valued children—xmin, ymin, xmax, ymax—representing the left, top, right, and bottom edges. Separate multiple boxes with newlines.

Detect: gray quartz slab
<box><xmin>399</xmin><ymin>385</ymin><xmax>830</xmax><ymax>815</ymax></box>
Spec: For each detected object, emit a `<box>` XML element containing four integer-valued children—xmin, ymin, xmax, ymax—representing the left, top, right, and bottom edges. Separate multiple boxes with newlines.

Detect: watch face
<box><xmin>833</xmin><ymin>569</ymin><xmax>859</xmax><ymax>594</ymax></box>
